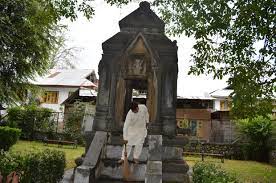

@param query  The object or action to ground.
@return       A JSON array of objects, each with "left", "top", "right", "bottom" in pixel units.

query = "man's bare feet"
[
  {"left": 118, "top": 159, "right": 124, "bottom": 164},
  {"left": 133, "top": 158, "right": 139, "bottom": 164}
]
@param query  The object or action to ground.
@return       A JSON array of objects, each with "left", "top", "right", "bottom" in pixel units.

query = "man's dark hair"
[{"left": 130, "top": 101, "right": 138, "bottom": 111}]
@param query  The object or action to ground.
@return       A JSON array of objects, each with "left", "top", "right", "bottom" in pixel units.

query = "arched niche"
[{"left": 114, "top": 35, "right": 159, "bottom": 130}]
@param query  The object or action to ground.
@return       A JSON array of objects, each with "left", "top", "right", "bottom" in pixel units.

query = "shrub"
[
  {"left": 193, "top": 162, "right": 237, "bottom": 183},
  {"left": 7, "top": 105, "right": 54, "bottom": 139},
  {"left": 63, "top": 101, "right": 87, "bottom": 144},
  {"left": 0, "top": 127, "right": 21, "bottom": 151},
  {"left": 0, "top": 149, "right": 65, "bottom": 183},
  {"left": 237, "top": 116, "right": 273, "bottom": 162}
]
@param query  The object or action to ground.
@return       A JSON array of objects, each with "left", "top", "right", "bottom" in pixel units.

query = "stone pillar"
[
  {"left": 161, "top": 63, "right": 177, "bottom": 137},
  {"left": 148, "top": 66, "right": 162, "bottom": 135},
  {"left": 93, "top": 61, "right": 110, "bottom": 131},
  {"left": 146, "top": 135, "right": 162, "bottom": 183}
]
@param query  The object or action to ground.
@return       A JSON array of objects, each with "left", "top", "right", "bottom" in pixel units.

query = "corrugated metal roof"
[
  {"left": 210, "top": 88, "right": 233, "bottom": 98},
  {"left": 32, "top": 69, "right": 97, "bottom": 87},
  {"left": 177, "top": 95, "right": 215, "bottom": 100},
  {"left": 79, "top": 87, "right": 97, "bottom": 97}
]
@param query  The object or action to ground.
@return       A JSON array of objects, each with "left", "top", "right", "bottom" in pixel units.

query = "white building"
[
  {"left": 210, "top": 87, "right": 233, "bottom": 111},
  {"left": 33, "top": 69, "right": 97, "bottom": 113}
]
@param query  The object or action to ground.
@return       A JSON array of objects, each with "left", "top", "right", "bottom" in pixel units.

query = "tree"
[
  {"left": 49, "top": 35, "right": 83, "bottom": 69},
  {"left": 108, "top": 0, "right": 275, "bottom": 119},
  {"left": 237, "top": 116, "right": 273, "bottom": 161},
  {"left": 0, "top": 0, "right": 94, "bottom": 105}
]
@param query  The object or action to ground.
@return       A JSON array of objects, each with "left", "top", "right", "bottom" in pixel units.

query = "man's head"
[{"left": 130, "top": 101, "right": 139, "bottom": 113}]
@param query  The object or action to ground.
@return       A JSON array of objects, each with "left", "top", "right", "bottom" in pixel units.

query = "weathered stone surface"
[
  {"left": 60, "top": 169, "right": 74, "bottom": 183},
  {"left": 83, "top": 131, "right": 107, "bottom": 166},
  {"left": 148, "top": 135, "right": 162, "bottom": 161},
  {"left": 74, "top": 165, "right": 93, "bottom": 183},
  {"left": 163, "top": 136, "right": 189, "bottom": 147},
  {"left": 163, "top": 161, "right": 189, "bottom": 173},
  {"left": 162, "top": 147, "right": 183, "bottom": 160},
  {"left": 84, "top": 131, "right": 94, "bottom": 153},
  {"left": 97, "top": 180, "right": 144, "bottom": 183},
  {"left": 163, "top": 173, "right": 190, "bottom": 183},
  {"left": 107, "top": 135, "right": 149, "bottom": 146},
  {"left": 99, "top": 162, "right": 146, "bottom": 181},
  {"left": 145, "top": 161, "right": 162, "bottom": 183},
  {"left": 105, "top": 145, "right": 148, "bottom": 162},
  {"left": 76, "top": 1, "right": 187, "bottom": 182}
]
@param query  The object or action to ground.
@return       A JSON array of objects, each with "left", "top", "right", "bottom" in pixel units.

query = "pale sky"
[{"left": 64, "top": 1, "right": 227, "bottom": 97}]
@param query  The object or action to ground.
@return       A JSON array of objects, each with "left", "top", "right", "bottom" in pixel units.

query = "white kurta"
[{"left": 123, "top": 104, "right": 149, "bottom": 145}]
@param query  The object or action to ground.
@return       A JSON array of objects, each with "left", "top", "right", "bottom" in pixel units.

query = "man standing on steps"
[{"left": 118, "top": 101, "right": 149, "bottom": 164}]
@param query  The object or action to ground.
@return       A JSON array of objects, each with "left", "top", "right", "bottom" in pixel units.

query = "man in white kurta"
[{"left": 120, "top": 102, "right": 149, "bottom": 163}]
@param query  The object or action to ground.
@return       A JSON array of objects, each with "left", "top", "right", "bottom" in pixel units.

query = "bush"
[
  {"left": 193, "top": 162, "right": 237, "bottom": 183},
  {"left": 0, "top": 127, "right": 21, "bottom": 151},
  {"left": 0, "top": 149, "right": 65, "bottom": 183},
  {"left": 237, "top": 116, "right": 273, "bottom": 162},
  {"left": 64, "top": 101, "right": 87, "bottom": 144},
  {"left": 7, "top": 105, "right": 54, "bottom": 139}
]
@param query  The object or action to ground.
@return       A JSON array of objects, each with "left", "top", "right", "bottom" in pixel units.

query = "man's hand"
[{"left": 123, "top": 140, "right": 128, "bottom": 144}]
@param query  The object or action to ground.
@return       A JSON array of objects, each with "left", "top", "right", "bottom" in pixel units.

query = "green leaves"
[
  {"left": 106, "top": 0, "right": 275, "bottom": 119},
  {"left": 0, "top": 0, "right": 95, "bottom": 105},
  {"left": 236, "top": 115, "right": 273, "bottom": 161},
  {"left": 0, "top": 127, "right": 21, "bottom": 151},
  {"left": 193, "top": 162, "right": 238, "bottom": 183},
  {"left": 156, "top": 0, "right": 275, "bottom": 119},
  {"left": 237, "top": 116, "right": 273, "bottom": 143},
  {"left": 0, "top": 149, "right": 65, "bottom": 183}
]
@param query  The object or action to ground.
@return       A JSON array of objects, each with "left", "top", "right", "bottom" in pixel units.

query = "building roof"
[
  {"left": 61, "top": 87, "right": 97, "bottom": 105},
  {"left": 32, "top": 69, "right": 97, "bottom": 88},
  {"left": 177, "top": 95, "right": 215, "bottom": 100},
  {"left": 210, "top": 88, "right": 233, "bottom": 98},
  {"left": 118, "top": 1, "right": 165, "bottom": 33}
]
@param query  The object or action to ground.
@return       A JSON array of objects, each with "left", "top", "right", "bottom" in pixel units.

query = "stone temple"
[{"left": 74, "top": 1, "right": 190, "bottom": 182}]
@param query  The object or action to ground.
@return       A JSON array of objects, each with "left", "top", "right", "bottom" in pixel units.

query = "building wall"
[
  {"left": 176, "top": 108, "right": 211, "bottom": 141},
  {"left": 40, "top": 86, "right": 78, "bottom": 112},
  {"left": 214, "top": 100, "right": 221, "bottom": 111}
]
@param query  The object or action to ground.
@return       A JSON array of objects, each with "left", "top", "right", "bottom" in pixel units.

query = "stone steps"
[
  {"left": 103, "top": 145, "right": 148, "bottom": 162},
  {"left": 98, "top": 159, "right": 146, "bottom": 181},
  {"left": 99, "top": 144, "right": 148, "bottom": 181},
  {"left": 97, "top": 179, "right": 144, "bottom": 183}
]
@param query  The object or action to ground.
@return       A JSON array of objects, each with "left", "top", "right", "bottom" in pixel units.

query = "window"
[
  {"left": 41, "top": 91, "right": 59, "bottom": 104},
  {"left": 220, "top": 100, "right": 230, "bottom": 111}
]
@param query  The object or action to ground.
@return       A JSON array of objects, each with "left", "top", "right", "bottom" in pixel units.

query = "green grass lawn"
[
  {"left": 10, "top": 140, "right": 85, "bottom": 170},
  {"left": 10, "top": 141, "right": 276, "bottom": 182},
  {"left": 185, "top": 156, "right": 276, "bottom": 183}
]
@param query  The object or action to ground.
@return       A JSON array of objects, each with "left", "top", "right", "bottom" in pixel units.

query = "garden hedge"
[
  {"left": 0, "top": 149, "right": 65, "bottom": 183},
  {"left": 7, "top": 105, "right": 54, "bottom": 140},
  {"left": 193, "top": 162, "right": 237, "bottom": 183},
  {"left": 0, "top": 126, "right": 21, "bottom": 151}
]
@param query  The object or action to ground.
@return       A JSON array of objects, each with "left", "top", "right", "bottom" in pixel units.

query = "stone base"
[
  {"left": 74, "top": 165, "right": 94, "bottom": 183},
  {"left": 104, "top": 145, "right": 148, "bottom": 162},
  {"left": 76, "top": 133, "right": 189, "bottom": 182},
  {"left": 99, "top": 160, "right": 147, "bottom": 181},
  {"left": 163, "top": 173, "right": 190, "bottom": 183}
]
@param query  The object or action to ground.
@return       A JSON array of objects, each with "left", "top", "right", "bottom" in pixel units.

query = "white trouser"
[{"left": 121, "top": 144, "right": 143, "bottom": 160}]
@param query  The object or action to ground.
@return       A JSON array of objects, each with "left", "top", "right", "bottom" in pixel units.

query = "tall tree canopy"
[
  {"left": 1, "top": 0, "right": 275, "bottom": 119},
  {"left": 0, "top": 0, "right": 94, "bottom": 104},
  {"left": 108, "top": 0, "right": 275, "bottom": 119}
]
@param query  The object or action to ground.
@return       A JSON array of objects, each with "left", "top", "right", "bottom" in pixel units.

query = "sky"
[{"left": 63, "top": 1, "right": 228, "bottom": 97}]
